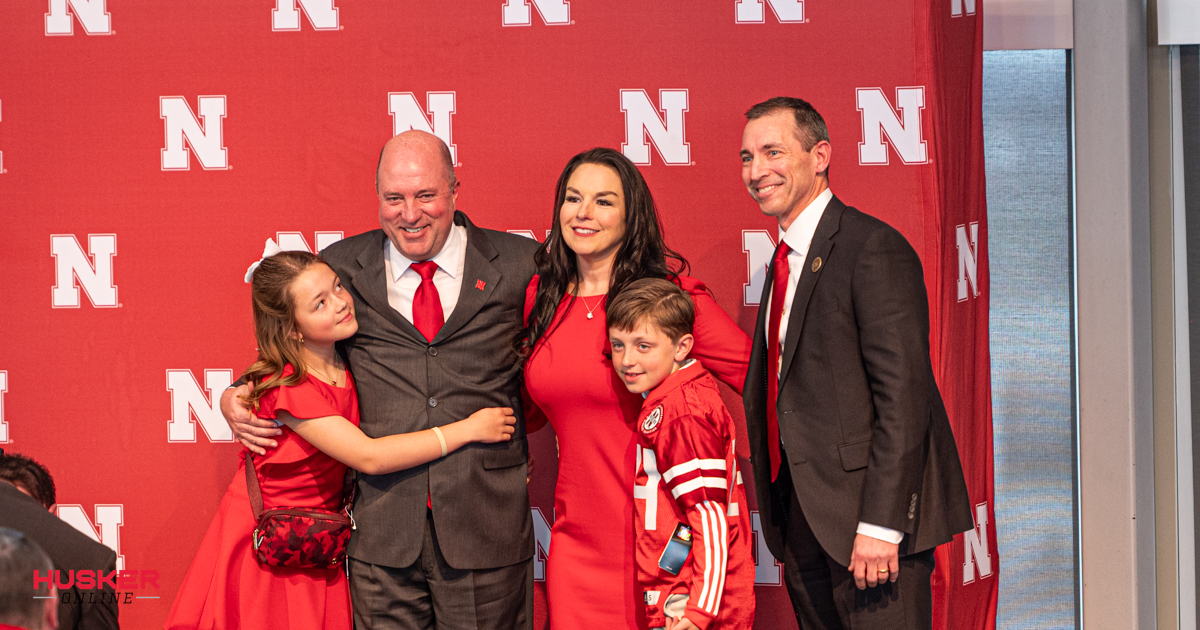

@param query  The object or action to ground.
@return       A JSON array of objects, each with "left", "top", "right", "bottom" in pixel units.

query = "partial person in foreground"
[
  {"left": 608, "top": 278, "right": 755, "bottom": 630},
  {"left": 222, "top": 131, "right": 540, "bottom": 629},
  {"left": 166, "top": 251, "right": 515, "bottom": 630},
  {"left": 0, "top": 526, "right": 57, "bottom": 630},
  {"left": 0, "top": 451, "right": 119, "bottom": 630},
  {"left": 739, "top": 97, "right": 973, "bottom": 628}
]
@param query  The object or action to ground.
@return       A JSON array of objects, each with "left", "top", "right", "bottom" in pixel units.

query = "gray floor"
[{"left": 983, "top": 49, "right": 1079, "bottom": 629}]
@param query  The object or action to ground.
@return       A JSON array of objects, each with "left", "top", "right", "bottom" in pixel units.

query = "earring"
[{"left": 298, "top": 335, "right": 304, "bottom": 344}]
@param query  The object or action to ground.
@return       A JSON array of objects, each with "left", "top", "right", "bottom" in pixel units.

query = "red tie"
[
  {"left": 410, "top": 261, "right": 444, "bottom": 343},
  {"left": 767, "top": 241, "right": 792, "bottom": 482},
  {"left": 411, "top": 260, "right": 443, "bottom": 509}
]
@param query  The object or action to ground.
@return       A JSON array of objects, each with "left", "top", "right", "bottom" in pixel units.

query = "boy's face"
[{"left": 609, "top": 322, "right": 694, "bottom": 395}]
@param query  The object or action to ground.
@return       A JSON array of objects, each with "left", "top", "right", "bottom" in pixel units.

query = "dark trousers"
[
  {"left": 774, "top": 462, "right": 934, "bottom": 630},
  {"left": 349, "top": 512, "right": 533, "bottom": 630}
]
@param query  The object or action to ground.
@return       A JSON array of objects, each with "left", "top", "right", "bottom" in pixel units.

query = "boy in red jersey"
[{"left": 608, "top": 278, "right": 756, "bottom": 630}]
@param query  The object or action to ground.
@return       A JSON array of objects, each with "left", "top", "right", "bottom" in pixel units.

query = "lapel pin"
[
  {"left": 812, "top": 257, "right": 823, "bottom": 273},
  {"left": 475, "top": 279, "right": 486, "bottom": 291}
]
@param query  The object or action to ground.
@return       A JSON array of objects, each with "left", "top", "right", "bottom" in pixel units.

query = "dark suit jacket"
[
  {"left": 743, "top": 196, "right": 973, "bottom": 567},
  {"left": 321, "top": 211, "right": 540, "bottom": 571},
  {"left": 0, "top": 483, "right": 119, "bottom": 630}
]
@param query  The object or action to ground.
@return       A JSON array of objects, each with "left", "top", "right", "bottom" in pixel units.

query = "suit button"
[
  {"left": 428, "top": 346, "right": 438, "bottom": 357},
  {"left": 428, "top": 397, "right": 438, "bottom": 408}
]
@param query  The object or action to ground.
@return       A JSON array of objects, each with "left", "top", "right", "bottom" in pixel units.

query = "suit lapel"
[
  {"left": 349, "top": 232, "right": 425, "bottom": 340},
  {"left": 779, "top": 197, "right": 844, "bottom": 388},
  {"left": 435, "top": 212, "right": 501, "bottom": 343}
]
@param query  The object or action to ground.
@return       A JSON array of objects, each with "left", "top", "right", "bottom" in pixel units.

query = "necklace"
[
  {"left": 580, "top": 294, "right": 603, "bottom": 320},
  {"left": 313, "top": 355, "right": 343, "bottom": 387}
]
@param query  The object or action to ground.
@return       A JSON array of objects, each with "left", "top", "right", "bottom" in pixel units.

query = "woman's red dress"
[
  {"left": 165, "top": 367, "right": 356, "bottom": 630},
  {"left": 523, "top": 276, "right": 751, "bottom": 628}
]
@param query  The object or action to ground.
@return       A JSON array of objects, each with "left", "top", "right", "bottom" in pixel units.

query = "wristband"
[{"left": 431, "top": 426, "right": 448, "bottom": 458}]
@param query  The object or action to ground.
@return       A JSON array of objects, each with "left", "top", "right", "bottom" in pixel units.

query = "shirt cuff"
[{"left": 856, "top": 522, "right": 904, "bottom": 544}]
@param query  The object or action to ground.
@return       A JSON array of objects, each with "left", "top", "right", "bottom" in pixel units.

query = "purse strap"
[
  {"left": 245, "top": 451, "right": 265, "bottom": 519},
  {"left": 245, "top": 450, "right": 357, "bottom": 519}
]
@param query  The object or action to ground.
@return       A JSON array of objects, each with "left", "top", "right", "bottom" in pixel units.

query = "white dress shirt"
[
  {"left": 766, "top": 188, "right": 903, "bottom": 545},
  {"left": 383, "top": 224, "right": 468, "bottom": 324}
]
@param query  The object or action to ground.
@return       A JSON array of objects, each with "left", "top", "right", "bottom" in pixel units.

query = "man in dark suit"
[
  {"left": 0, "top": 458, "right": 119, "bottom": 630},
  {"left": 739, "top": 97, "right": 973, "bottom": 628},
  {"left": 223, "top": 131, "right": 539, "bottom": 629}
]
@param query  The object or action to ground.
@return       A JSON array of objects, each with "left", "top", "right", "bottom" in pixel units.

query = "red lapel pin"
[{"left": 476, "top": 279, "right": 486, "bottom": 291}]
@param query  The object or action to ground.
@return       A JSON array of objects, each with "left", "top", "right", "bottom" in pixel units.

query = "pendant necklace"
[{"left": 581, "top": 294, "right": 602, "bottom": 320}]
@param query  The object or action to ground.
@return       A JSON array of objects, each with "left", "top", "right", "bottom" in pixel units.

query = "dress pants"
[
  {"left": 774, "top": 460, "right": 934, "bottom": 630},
  {"left": 349, "top": 511, "right": 533, "bottom": 630}
]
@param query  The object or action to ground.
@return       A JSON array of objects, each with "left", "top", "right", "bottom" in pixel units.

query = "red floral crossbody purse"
[{"left": 244, "top": 451, "right": 357, "bottom": 569}]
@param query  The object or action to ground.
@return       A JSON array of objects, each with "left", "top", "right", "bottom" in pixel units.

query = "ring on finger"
[{"left": 877, "top": 568, "right": 890, "bottom": 573}]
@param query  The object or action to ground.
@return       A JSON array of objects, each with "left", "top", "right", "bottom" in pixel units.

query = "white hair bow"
[{"left": 244, "top": 238, "right": 285, "bottom": 283}]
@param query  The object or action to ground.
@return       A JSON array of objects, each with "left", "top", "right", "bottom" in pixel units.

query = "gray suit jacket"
[
  {"left": 743, "top": 197, "right": 973, "bottom": 567},
  {"left": 321, "top": 211, "right": 540, "bottom": 570}
]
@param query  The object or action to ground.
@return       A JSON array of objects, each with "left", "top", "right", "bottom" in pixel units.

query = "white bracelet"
[{"left": 431, "top": 426, "right": 448, "bottom": 458}]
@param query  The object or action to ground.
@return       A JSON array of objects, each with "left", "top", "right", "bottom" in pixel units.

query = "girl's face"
[
  {"left": 289, "top": 264, "right": 358, "bottom": 346},
  {"left": 559, "top": 163, "right": 627, "bottom": 271}
]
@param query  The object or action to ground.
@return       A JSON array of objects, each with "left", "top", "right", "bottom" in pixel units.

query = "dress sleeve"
[
  {"left": 678, "top": 276, "right": 751, "bottom": 396},
  {"left": 256, "top": 381, "right": 343, "bottom": 464}
]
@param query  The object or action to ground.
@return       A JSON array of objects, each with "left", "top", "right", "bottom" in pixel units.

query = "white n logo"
[
  {"left": 51, "top": 234, "right": 117, "bottom": 308},
  {"left": 0, "top": 372, "right": 8, "bottom": 444},
  {"left": 160, "top": 96, "right": 229, "bottom": 171},
  {"left": 59, "top": 504, "right": 125, "bottom": 570},
  {"left": 734, "top": 0, "right": 804, "bottom": 23},
  {"left": 963, "top": 501, "right": 993, "bottom": 583},
  {"left": 502, "top": 0, "right": 570, "bottom": 26},
  {"left": 956, "top": 222, "right": 980, "bottom": 301},
  {"left": 166, "top": 369, "right": 234, "bottom": 442},
  {"left": 741, "top": 230, "right": 777, "bottom": 306},
  {"left": 276, "top": 231, "right": 344, "bottom": 253},
  {"left": 45, "top": 0, "right": 112, "bottom": 35},
  {"left": 620, "top": 89, "right": 690, "bottom": 166},
  {"left": 272, "top": 0, "right": 339, "bottom": 31},
  {"left": 531, "top": 507, "right": 553, "bottom": 580},
  {"left": 856, "top": 87, "right": 928, "bottom": 165},
  {"left": 951, "top": 0, "right": 976, "bottom": 17},
  {"left": 389, "top": 92, "right": 457, "bottom": 165},
  {"left": 751, "top": 512, "right": 783, "bottom": 584}
]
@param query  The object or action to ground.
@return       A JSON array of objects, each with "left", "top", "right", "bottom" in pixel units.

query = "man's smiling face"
[{"left": 740, "top": 109, "right": 829, "bottom": 231}]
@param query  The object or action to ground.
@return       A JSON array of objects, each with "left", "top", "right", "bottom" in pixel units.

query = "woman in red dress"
[
  {"left": 520, "top": 149, "right": 752, "bottom": 628},
  {"left": 166, "top": 251, "right": 516, "bottom": 630}
]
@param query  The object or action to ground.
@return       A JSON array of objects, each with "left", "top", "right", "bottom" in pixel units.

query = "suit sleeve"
[
  {"left": 78, "top": 547, "right": 119, "bottom": 630},
  {"left": 851, "top": 227, "right": 934, "bottom": 532},
  {"left": 679, "top": 277, "right": 752, "bottom": 395}
]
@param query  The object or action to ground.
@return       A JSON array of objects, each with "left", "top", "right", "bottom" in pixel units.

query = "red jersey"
[{"left": 633, "top": 360, "right": 755, "bottom": 630}]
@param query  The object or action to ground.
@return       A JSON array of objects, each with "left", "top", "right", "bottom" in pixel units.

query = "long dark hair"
[
  {"left": 240, "top": 250, "right": 326, "bottom": 410},
  {"left": 517, "top": 148, "right": 688, "bottom": 360}
]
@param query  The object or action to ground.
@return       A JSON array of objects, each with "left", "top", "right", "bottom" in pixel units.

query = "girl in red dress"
[
  {"left": 519, "top": 149, "right": 752, "bottom": 628},
  {"left": 166, "top": 251, "right": 516, "bottom": 630}
]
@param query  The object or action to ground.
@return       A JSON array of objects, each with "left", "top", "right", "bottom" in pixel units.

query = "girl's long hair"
[
  {"left": 240, "top": 250, "right": 325, "bottom": 410},
  {"left": 516, "top": 147, "right": 688, "bottom": 361}
]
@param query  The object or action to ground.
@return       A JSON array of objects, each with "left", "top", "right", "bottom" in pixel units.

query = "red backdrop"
[{"left": 0, "top": 1, "right": 997, "bottom": 628}]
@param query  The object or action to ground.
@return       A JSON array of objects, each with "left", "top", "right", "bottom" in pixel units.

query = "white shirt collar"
[
  {"left": 385, "top": 223, "right": 466, "bottom": 282},
  {"left": 779, "top": 187, "right": 834, "bottom": 257}
]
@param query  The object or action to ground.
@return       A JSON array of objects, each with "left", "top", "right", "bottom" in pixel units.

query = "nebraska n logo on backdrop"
[
  {"left": 390, "top": 92, "right": 457, "bottom": 165},
  {"left": 166, "top": 369, "right": 234, "bottom": 442},
  {"left": 620, "top": 89, "right": 690, "bottom": 166},
  {"left": 51, "top": 234, "right": 117, "bottom": 308},
  {"left": 502, "top": 0, "right": 570, "bottom": 26},
  {"left": 161, "top": 96, "right": 228, "bottom": 170},
  {"left": 734, "top": 0, "right": 804, "bottom": 23},
  {"left": 46, "top": 0, "right": 112, "bottom": 35},
  {"left": 956, "top": 222, "right": 980, "bottom": 301},
  {"left": 59, "top": 505, "right": 125, "bottom": 570},
  {"left": 273, "top": 0, "right": 339, "bottom": 31},
  {"left": 856, "top": 87, "right": 928, "bottom": 165},
  {"left": 951, "top": 0, "right": 976, "bottom": 17}
]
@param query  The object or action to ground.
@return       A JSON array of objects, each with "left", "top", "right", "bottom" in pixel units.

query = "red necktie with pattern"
[
  {"left": 767, "top": 241, "right": 792, "bottom": 482},
  {"left": 410, "top": 261, "right": 444, "bottom": 342}
]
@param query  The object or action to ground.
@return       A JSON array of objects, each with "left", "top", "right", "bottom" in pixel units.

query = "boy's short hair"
[{"left": 607, "top": 278, "right": 695, "bottom": 342}]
